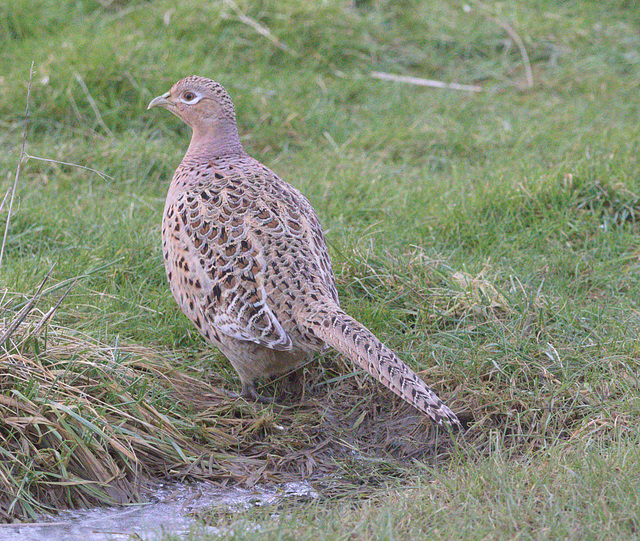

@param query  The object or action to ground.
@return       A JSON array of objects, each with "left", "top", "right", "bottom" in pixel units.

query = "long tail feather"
[{"left": 307, "top": 303, "right": 460, "bottom": 427}]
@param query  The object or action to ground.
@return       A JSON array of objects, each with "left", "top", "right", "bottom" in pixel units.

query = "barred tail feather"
[{"left": 308, "top": 304, "right": 460, "bottom": 428}]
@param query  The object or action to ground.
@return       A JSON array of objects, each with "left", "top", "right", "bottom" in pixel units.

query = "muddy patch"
[{"left": 0, "top": 481, "right": 318, "bottom": 541}]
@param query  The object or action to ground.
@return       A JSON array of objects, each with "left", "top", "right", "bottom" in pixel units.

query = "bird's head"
[{"left": 148, "top": 76, "right": 241, "bottom": 155}]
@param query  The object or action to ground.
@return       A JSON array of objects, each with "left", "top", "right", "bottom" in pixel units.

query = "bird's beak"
[{"left": 147, "top": 91, "right": 172, "bottom": 110}]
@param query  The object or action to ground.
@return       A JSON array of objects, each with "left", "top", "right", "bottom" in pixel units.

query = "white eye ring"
[{"left": 180, "top": 91, "right": 202, "bottom": 105}]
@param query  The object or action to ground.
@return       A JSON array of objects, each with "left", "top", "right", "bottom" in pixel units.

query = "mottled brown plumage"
[{"left": 148, "top": 76, "right": 460, "bottom": 427}]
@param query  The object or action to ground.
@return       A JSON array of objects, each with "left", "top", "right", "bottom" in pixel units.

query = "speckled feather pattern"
[{"left": 152, "top": 76, "right": 460, "bottom": 427}]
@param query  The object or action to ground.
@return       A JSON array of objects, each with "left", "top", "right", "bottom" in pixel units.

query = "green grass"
[
  {"left": 2, "top": 0, "right": 640, "bottom": 537},
  {"left": 177, "top": 439, "right": 640, "bottom": 540}
]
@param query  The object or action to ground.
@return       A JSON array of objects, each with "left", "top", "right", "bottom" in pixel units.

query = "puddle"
[{"left": 0, "top": 482, "right": 318, "bottom": 541}]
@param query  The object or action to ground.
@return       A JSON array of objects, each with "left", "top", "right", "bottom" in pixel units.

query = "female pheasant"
[{"left": 148, "top": 76, "right": 460, "bottom": 427}]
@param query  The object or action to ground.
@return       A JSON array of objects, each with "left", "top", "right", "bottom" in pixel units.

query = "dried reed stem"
[
  {"left": 223, "top": 0, "right": 299, "bottom": 57},
  {"left": 490, "top": 17, "right": 534, "bottom": 88},
  {"left": 0, "top": 62, "right": 34, "bottom": 271},
  {"left": 370, "top": 71, "right": 483, "bottom": 92}
]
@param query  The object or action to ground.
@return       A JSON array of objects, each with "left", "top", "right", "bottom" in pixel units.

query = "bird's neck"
[{"left": 185, "top": 122, "right": 244, "bottom": 159}]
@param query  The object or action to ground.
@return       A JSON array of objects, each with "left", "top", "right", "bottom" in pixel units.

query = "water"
[{"left": 0, "top": 482, "right": 318, "bottom": 541}]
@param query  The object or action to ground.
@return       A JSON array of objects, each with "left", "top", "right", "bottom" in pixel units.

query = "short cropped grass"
[{"left": 2, "top": 0, "right": 640, "bottom": 537}]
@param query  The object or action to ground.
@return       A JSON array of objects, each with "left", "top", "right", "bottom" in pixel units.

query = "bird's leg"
[
  {"left": 240, "top": 381, "right": 276, "bottom": 404},
  {"left": 284, "top": 368, "right": 303, "bottom": 398}
]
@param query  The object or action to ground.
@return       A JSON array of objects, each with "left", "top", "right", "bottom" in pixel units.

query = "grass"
[
  {"left": 177, "top": 439, "right": 640, "bottom": 540},
  {"left": 1, "top": 0, "right": 640, "bottom": 537}
]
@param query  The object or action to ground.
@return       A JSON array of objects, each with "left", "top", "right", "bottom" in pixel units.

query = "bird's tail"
[{"left": 305, "top": 302, "right": 460, "bottom": 428}]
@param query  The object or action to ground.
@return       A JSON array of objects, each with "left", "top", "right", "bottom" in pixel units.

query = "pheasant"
[{"left": 148, "top": 76, "right": 460, "bottom": 427}]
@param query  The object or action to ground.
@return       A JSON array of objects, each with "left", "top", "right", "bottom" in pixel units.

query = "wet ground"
[{"left": 0, "top": 482, "right": 318, "bottom": 541}]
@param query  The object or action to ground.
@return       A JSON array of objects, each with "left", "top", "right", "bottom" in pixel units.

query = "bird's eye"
[{"left": 180, "top": 91, "right": 200, "bottom": 104}]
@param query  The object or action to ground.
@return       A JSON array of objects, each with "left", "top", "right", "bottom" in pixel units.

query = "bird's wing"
[
  {"left": 299, "top": 197, "right": 339, "bottom": 305},
  {"left": 164, "top": 186, "right": 293, "bottom": 351}
]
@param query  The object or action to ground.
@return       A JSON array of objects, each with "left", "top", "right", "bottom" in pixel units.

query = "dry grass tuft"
[{"left": 0, "top": 291, "right": 211, "bottom": 520}]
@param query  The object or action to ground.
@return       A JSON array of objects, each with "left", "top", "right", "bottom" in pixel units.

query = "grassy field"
[{"left": 2, "top": 0, "right": 640, "bottom": 538}]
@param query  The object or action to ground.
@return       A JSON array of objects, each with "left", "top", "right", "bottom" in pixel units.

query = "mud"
[{"left": 0, "top": 481, "right": 318, "bottom": 541}]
